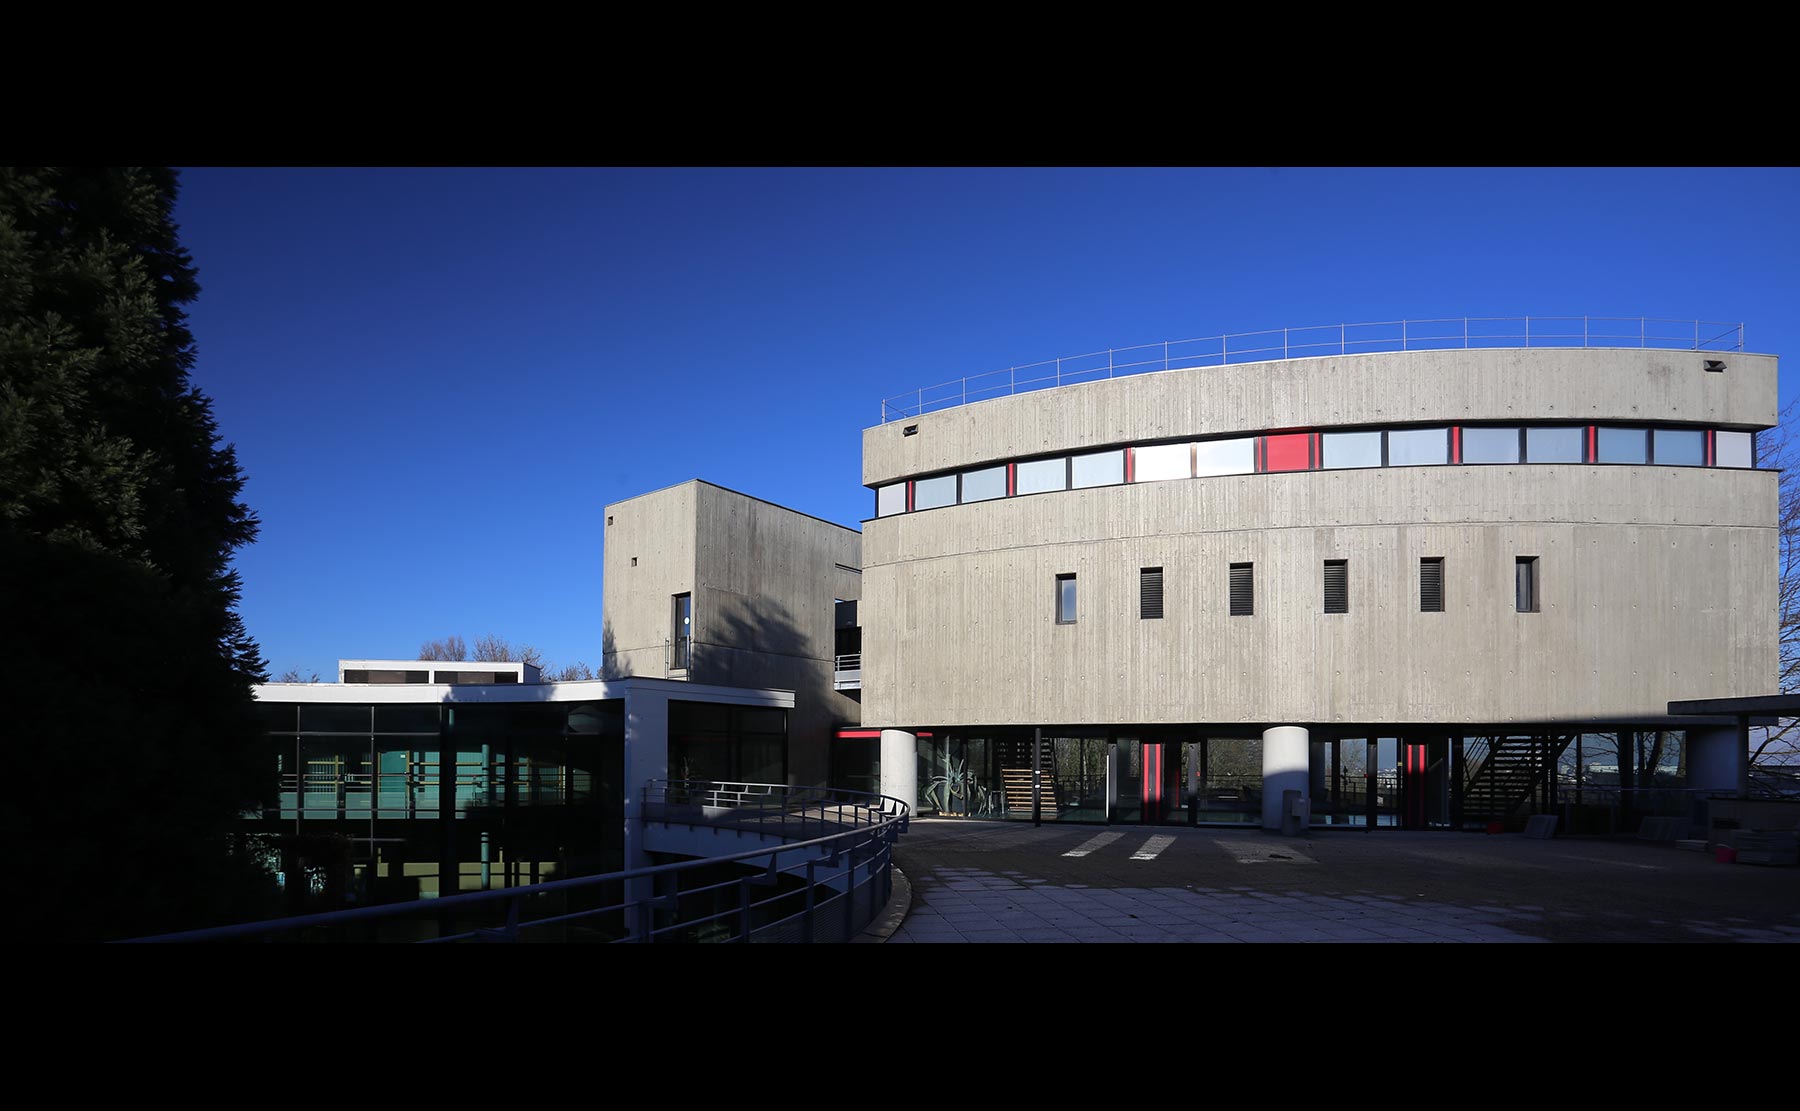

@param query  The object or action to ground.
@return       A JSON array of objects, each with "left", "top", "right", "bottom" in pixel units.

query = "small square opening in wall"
[
  {"left": 607, "top": 515, "right": 614, "bottom": 526},
  {"left": 630, "top": 557, "right": 638, "bottom": 567}
]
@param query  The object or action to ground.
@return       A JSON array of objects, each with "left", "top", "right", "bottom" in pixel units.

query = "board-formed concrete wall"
[
  {"left": 858, "top": 349, "right": 1779, "bottom": 731},
  {"left": 603, "top": 480, "right": 862, "bottom": 785},
  {"left": 864, "top": 348, "right": 1777, "bottom": 486}
]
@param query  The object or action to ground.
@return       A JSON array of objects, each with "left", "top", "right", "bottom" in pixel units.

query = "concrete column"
[
  {"left": 879, "top": 729, "right": 917, "bottom": 812},
  {"left": 1262, "top": 726, "right": 1311, "bottom": 831},
  {"left": 1685, "top": 726, "right": 1743, "bottom": 795}
]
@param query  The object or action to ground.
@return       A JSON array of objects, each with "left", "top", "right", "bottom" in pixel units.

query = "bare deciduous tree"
[
  {"left": 1751, "top": 402, "right": 1800, "bottom": 772},
  {"left": 276, "top": 668, "right": 320, "bottom": 683},
  {"left": 472, "top": 633, "right": 544, "bottom": 668},
  {"left": 418, "top": 634, "right": 468, "bottom": 661}
]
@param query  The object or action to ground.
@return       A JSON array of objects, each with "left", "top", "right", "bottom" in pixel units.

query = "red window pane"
[{"left": 1262, "top": 432, "right": 1314, "bottom": 472}]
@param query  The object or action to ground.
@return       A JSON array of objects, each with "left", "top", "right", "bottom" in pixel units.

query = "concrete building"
[
  {"left": 856, "top": 344, "right": 1777, "bottom": 831},
  {"left": 247, "top": 323, "right": 1782, "bottom": 922},
  {"left": 600, "top": 480, "right": 863, "bottom": 788}
]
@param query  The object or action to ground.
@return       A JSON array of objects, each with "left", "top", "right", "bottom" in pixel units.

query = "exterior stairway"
[
  {"left": 1462, "top": 735, "right": 1574, "bottom": 826},
  {"left": 998, "top": 736, "right": 1058, "bottom": 816}
]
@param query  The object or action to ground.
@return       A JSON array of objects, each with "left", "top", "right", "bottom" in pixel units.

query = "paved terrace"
[{"left": 889, "top": 820, "right": 1800, "bottom": 943}]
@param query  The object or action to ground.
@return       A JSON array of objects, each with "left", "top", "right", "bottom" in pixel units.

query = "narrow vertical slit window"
[
  {"left": 672, "top": 592, "right": 693, "bottom": 669},
  {"left": 1420, "top": 557, "right": 1444, "bottom": 612},
  {"left": 1229, "top": 563, "right": 1254, "bottom": 617},
  {"left": 1515, "top": 557, "right": 1539, "bottom": 613},
  {"left": 1323, "top": 559, "right": 1348, "bottom": 614},
  {"left": 1140, "top": 567, "right": 1164, "bottom": 620},
  {"left": 1056, "top": 574, "right": 1077, "bottom": 624}
]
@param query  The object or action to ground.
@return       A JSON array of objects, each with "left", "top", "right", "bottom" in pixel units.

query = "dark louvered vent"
[
  {"left": 1140, "top": 567, "right": 1164, "bottom": 619},
  {"left": 1421, "top": 557, "right": 1444, "bottom": 612},
  {"left": 1229, "top": 563, "right": 1254, "bottom": 616},
  {"left": 1323, "top": 560, "right": 1348, "bottom": 614}
]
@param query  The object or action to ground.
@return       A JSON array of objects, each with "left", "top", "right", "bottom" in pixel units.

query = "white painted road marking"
[
  {"left": 1131, "top": 834, "right": 1177, "bottom": 860},
  {"left": 1215, "top": 839, "right": 1317, "bottom": 864},
  {"left": 1063, "top": 831, "right": 1124, "bottom": 857}
]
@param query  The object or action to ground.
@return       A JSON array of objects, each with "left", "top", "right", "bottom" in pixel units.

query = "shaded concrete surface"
[{"left": 889, "top": 820, "right": 1800, "bottom": 943}]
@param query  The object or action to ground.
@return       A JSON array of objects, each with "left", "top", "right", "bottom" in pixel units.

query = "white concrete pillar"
[
  {"left": 1262, "top": 726, "right": 1311, "bottom": 830},
  {"left": 879, "top": 729, "right": 917, "bottom": 812},
  {"left": 1685, "top": 726, "right": 1742, "bottom": 795}
]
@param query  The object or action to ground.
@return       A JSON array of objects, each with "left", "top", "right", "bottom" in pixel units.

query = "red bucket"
[
  {"left": 1485, "top": 821, "right": 1504, "bottom": 835},
  {"left": 1715, "top": 846, "right": 1737, "bottom": 864}
]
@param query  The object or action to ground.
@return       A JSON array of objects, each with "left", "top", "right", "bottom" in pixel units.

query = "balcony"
[{"left": 834, "top": 652, "right": 861, "bottom": 691}]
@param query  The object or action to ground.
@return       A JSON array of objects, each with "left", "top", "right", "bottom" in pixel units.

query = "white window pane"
[
  {"left": 914, "top": 474, "right": 956, "bottom": 510},
  {"left": 1071, "top": 449, "right": 1124, "bottom": 489},
  {"left": 876, "top": 483, "right": 906, "bottom": 517},
  {"left": 1016, "top": 457, "right": 1067, "bottom": 495},
  {"left": 1654, "top": 428, "right": 1704, "bottom": 467},
  {"left": 1527, "top": 427, "right": 1584, "bottom": 463},
  {"left": 1463, "top": 427, "right": 1521, "bottom": 464},
  {"left": 1388, "top": 428, "right": 1448, "bottom": 466},
  {"left": 961, "top": 465, "right": 1006, "bottom": 502},
  {"left": 1132, "top": 443, "right": 1190, "bottom": 482},
  {"left": 1194, "top": 438, "right": 1254, "bottom": 477},
  {"left": 1322, "top": 431, "right": 1381, "bottom": 469},
  {"left": 1597, "top": 427, "right": 1647, "bottom": 464},
  {"left": 1717, "top": 430, "right": 1753, "bottom": 468}
]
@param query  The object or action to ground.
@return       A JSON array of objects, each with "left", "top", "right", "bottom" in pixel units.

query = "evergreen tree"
[{"left": 0, "top": 167, "right": 278, "bottom": 940}]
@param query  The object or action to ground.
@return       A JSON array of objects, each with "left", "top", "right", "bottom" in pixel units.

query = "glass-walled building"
[{"left": 251, "top": 664, "right": 793, "bottom": 916}]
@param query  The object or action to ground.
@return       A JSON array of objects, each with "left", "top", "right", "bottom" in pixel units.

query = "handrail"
[
  {"left": 834, "top": 652, "right": 861, "bottom": 672},
  {"left": 126, "top": 781, "right": 908, "bottom": 944},
  {"left": 878, "top": 316, "right": 1746, "bottom": 422}
]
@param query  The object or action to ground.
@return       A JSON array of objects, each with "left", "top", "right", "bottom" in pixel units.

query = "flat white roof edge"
[{"left": 255, "top": 675, "right": 794, "bottom": 708}]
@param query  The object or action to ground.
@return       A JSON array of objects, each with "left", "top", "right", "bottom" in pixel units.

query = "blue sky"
[{"left": 175, "top": 167, "right": 1800, "bottom": 679}]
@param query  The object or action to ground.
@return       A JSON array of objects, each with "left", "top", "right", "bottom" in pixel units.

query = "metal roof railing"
[
  {"left": 879, "top": 316, "right": 1746, "bottom": 423},
  {"left": 124, "top": 781, "right": 909, "bottom": 944}
]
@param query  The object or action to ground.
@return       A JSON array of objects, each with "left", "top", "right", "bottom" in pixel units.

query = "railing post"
[
  {"left": 739, "top": 878, "right": 752, "bottom": 942},
  {"left": 803, "top": 860, "right": 816, "bottom": 943},
  {"left": 1340, "top": 322, "right": 1345, "bottom": 356},
  {"left": 504, "top": 893, "right": 520, "bottom": 942},
  {"left": 1463, "top": 316, "right": 1468, "bottom": 349},
  {"left": 1695, "top": 319, "right": 1700, "bottom": 350},
  {"left": 1163, "top": 340, "right": 1169, "bottom": 371},
  {"left": 1284, "top": 328, "right": 1289, "bottom": 359},
  {"left": 1640, "top": 317, "right": 1645, "bottom": 347},
  {"left": 1524, "top": 315, "right": 1530, "bottom": 347},
  {"left": 1402, "top": 318, "right": 1407, "bottom": 350},
  {"left": 1056, "top": 356, "right": 1061, "bottom": 386},
  {"left": 1109, "top": 348, "right": 1114, "bottom": 377},
  {"left": 1584, "top": 315, "right": 1589, "bottom": 347}
]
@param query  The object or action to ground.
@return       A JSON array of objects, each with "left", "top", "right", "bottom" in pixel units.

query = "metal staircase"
[{"left": 1462, "top": 735, "right": 1574, "bottom": 825}]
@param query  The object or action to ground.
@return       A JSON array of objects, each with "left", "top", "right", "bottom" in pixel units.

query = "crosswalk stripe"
[
  {"left": 1131, "top": 834, "right": 1177, "bottom": 860},
  {"left": 1063, "top": 831, "right": 1124, "bottom": 857}
]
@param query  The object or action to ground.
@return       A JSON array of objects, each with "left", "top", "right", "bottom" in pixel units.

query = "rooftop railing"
[
  {"left": 125, "top": 781, "right": 908, "bottom": 944},
  {"left": 879, "top": 316, "right": 1746, "bottom": 423}
]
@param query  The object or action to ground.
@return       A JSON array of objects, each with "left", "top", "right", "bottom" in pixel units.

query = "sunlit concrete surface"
[{"left": 890, "top": 820, "right": 1800, "bottom": 943}]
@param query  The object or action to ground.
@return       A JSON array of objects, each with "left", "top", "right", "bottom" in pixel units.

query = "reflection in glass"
[
  {"left": 1016, "top": 457, "right": 1068, "bottom": 495},
  {"left": 960, "top": 465, "right": 1006, "bottom": 503},
  {"left": 1322, "top": 431, "right": 1381, "bottom": 469},
  {"left": 1462, "top": 427, "right": 1521, "bottom": 464},
  {"left": 913, "top": 474, "right": 956, "bottom": 510},
  {"left": 1597, "top": 426, "right": 1647, "bottom": 463},
  {"left": 1526, "top": 426, "right": 1585, "bottom": 463},
  {"left": 1653, "top": 428, "right": 1704, "bottom": 466},
  {"left": 1716, "top": 430, "right": 1753, "bottom": 468},
  {"left": 1387, "top": 428, "right": 1448, "bottom": 466},
  {"left": 1132, "top": 443, "right": 1190, "bottom": 482}
]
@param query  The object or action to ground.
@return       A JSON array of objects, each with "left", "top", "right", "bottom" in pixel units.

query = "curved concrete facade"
[{"left": 859, "top": 349, "right": 1779, "bottom": 732}]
